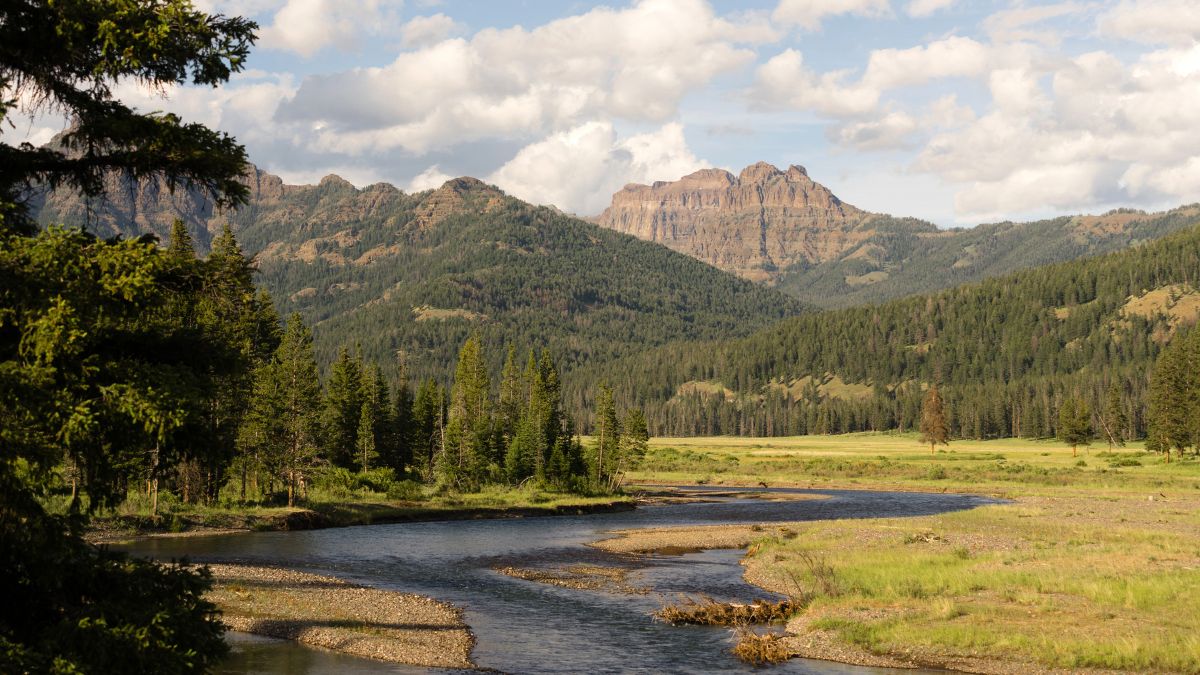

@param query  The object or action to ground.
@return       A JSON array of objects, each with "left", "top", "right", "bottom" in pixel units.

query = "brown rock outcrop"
[{"left": 592, "top": 162, "right": 874, "bottom": 283}]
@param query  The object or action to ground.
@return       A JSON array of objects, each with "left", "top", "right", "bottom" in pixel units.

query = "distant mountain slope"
[
  {"left": 30, "top": 168, "right": 807, "bottom": 379},
  {"left": 592, "top": 162, "right": 1200, "bottom": 308},
  {"left": 576, "top": 223, "right": 1200, "bottom": 438}
]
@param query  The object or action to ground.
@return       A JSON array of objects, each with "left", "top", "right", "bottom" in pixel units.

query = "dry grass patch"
[{"left": 655, "top": 597, "right": 800, "bottom": 626}]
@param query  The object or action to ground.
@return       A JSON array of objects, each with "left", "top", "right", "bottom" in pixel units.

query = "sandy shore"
[{"left": 207, "top": 564, "right": 474, "bottom": 669}]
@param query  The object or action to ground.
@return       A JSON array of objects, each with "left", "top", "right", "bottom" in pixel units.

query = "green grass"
[
  {"left": 84, "top": 481, "right": 629, "bottom": 537},
  {"left": 748, "top": 500, "right": 1200, "bottom": 672},
  {"left": 628, "top": 432, "right": 1200, "bottom": 496},
  {"left": 639, "top": 432, "right": 1200, "bottom": 672}
]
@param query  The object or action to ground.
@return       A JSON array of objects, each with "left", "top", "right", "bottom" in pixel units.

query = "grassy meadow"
[
  {"left": 629, "top": 432, "right": 1200, "bottom": 496},
  {"left": 629, "top": 433, "right": 1200, "bottom": 672}
]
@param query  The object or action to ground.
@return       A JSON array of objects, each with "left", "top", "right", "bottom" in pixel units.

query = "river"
[{"left": 125, "top": 487, "right": 996, "bottom": 674}]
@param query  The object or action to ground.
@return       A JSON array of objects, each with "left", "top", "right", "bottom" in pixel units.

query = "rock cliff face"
[{"left": 592, "top": 162, "right": 874, "bottom": 283}]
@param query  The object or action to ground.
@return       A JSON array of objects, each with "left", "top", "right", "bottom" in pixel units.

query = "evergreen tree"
[
  {"left": 498, "top": 345, "right": 524, "bottom": 446},
  {"left": 0, "top": 2, "right": 255, "bottom": 669},
  {"left": 1057, "top": 397, "right": 1092, "bottom": 457},
  {"left": 166, "top": 218, "right": 196, "bottom": 262},
  {"left": 620, "top": 408, "right": 650, "bottom": 469},
  {"left": 411, "top": 378, "right": 443, "bottom": 480},
  {"left": 594, "top": 384, "right": 621, "bottom": 482},
  {"left": 1100, "top": 381, "right": 1128, "bottom": 449},
  {"left": 1146, "top": 337, "right": 1190, "bottom": 462},
  {"left": 356, "top": 368, "right": 381, "bottom": 471},
  {"left": 919, "top": 385, "right": 949, "bottom": 454},
  {"left": 242, "top": 315, "right": 322, "bottom": 506},
  {"left": 391, "top": 364, "right": 416, "bottom": 474},
  {"left": 322, "top": 347, "right": 365, "bottom": 468},
  {"left": 441, "top": 337, "right": 492, "bottom": 487}
]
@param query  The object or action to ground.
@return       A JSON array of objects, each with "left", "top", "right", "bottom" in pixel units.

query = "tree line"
[{"left": 570, "top": 224, "right": 1200, "bottom": 443}]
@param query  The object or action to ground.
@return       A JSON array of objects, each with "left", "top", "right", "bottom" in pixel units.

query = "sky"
[{"left": 13, "top": 0, "right": 1200, "bottom": 226}]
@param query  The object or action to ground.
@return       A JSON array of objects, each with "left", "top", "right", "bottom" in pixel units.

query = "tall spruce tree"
[
  {"left": 391, "top": 364, "right": 416, "bottom": 474},
  {"left": 1100, "top": 381, "right": 1128, "bottom": 449},
  {"left": 322, "top": 347, "right": 365, "bottom": 468},
  {"left": 1146, "top": 337, "right": 1189, "bottom": 462},
  {"left": 919, "top": 384, "right": 949, "bottom": 454},
  {"left": 621, "top": 409, "right": 650, "bottom": 468},
  {"left": 242, "top": 314, "right": 322, "bottom": 507},
  {"left": 1057, "top": 397, "right": 1092, "bottom": 457},
  {"left": 441, "top": 337, "right": 492, "bottom": 487},
  {"left": 594, "top": 384, "right": 621, "bottom": 482},
  {"left": 411, "top": 378, "right": 444, "bottom": 480}
]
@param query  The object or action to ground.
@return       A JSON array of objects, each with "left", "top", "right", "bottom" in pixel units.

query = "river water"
[{"left": 126, "top": 487, "right": 995, "bottom": 674}]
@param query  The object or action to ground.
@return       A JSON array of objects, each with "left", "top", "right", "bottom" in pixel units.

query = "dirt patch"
[{"left": 208, "top": 564, "right": 473, "bottom": 669}]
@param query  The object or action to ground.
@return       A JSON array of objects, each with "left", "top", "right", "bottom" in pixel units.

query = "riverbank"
[
  {"left": 88, "top": 493, "right": 635, "bottom": 544},
  {"left": 207, "top": 564, "right": 474, "bottom": 669},
  {"left": 595, "top": 486, "right": 1200, "bottom": 673}
]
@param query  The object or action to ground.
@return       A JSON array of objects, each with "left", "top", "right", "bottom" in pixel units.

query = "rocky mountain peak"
[
  {"left": 592, "top": 161, "right": 873, "bottom": 284},
  {"left": 738, "top": 161, "right": 784, "bottom": 183},
  {"left": 318, "top": 174, "right": 355, "bottom": 190}
]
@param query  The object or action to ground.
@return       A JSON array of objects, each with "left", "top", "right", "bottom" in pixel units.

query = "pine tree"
[
  {"left": 442, "top": 337, "right": 492, "bottom": 487},
  {"left": 411, "top": 379, "right": 444, "bottom": 480},
  {"left": 166, "top": 218, "right": 196, "bottom": 262},
  {"left": 621, "top": 408, "right": 650, "bottom": 468},
  {"left": 498, "top": 345, "right": 524, "bottom": 446},
  {"left": 323, "top": 347, "right": 365, "bottom": 468},
  {"left": 594, "top": 383, "right": 621, "bottom": 482},
  {"left": 1100, "top": 381, "right": 1128, "bottom": 449},
  {"left": 243, "top": 314, "right": 323, "bottom": 507},
  {"left": 391, "top": 364, "right": 416, "bottom": 475},
  {"left": 1057, "top": 397, "right": 1092, "bottom": 457},
  {"left": 919, "top": 384, "right": 949, "bottom": 454},
  {"left": 1146, "top": 337, "right": 1189, "bottom": 462},
  {"left": 356, "top": 367, "right": 381, "bottom": 471}
]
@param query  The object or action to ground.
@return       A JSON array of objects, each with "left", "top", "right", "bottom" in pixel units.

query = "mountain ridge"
[{"left": 591, "top": 161, "right": 1200, "bottom": 307}]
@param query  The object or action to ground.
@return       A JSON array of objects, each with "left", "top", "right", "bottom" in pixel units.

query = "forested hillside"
[
  {"left": 573, "top": 224, "right": 1200, "bottom": 440},
  {"left": 776, "top": 206, "right": 1200, "bottom": 307}
]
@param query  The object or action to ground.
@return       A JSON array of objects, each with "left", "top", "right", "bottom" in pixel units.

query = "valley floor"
[{"left": 624, "top": 433, "right": 1200, "bottom": 673}]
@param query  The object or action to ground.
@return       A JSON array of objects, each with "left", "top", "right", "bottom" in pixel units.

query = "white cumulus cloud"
[
  {"left": 259, "top": 0, "right": 404, "bottom": 57},
  {"left": 772, "top": 0, "right": 891, "bottom": 31},
  {"left": 488, "top": 121, "right": 705, "bottom": 215},
  {"left": 275, "top": 0, "right": 772, "bottom": 155},
  {"left": 1099, "top": 0, "right": 1200, "bottom": 46},
  {"left": 400, "top": 14, "right": 463, "bottom": 47}
]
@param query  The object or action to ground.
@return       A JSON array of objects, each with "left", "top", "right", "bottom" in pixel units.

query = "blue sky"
[{"left": 16, "top": 0, "right": 1200, "bottom": 226}]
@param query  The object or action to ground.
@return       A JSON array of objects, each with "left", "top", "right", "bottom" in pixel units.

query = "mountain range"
[
  {"left": 593, "top": 161, "right": 1200, "bottom": 308},
  {"left": 31, "top": 168, "right": 805, "bottom": 381},
  {"left": 26, "top": 157, "right": 1200, "bottom": 416}
]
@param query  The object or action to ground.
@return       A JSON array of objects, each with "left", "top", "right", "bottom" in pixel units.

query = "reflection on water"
[{"left": 128, "top": 488, "right": 995, "bottom": 674}]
